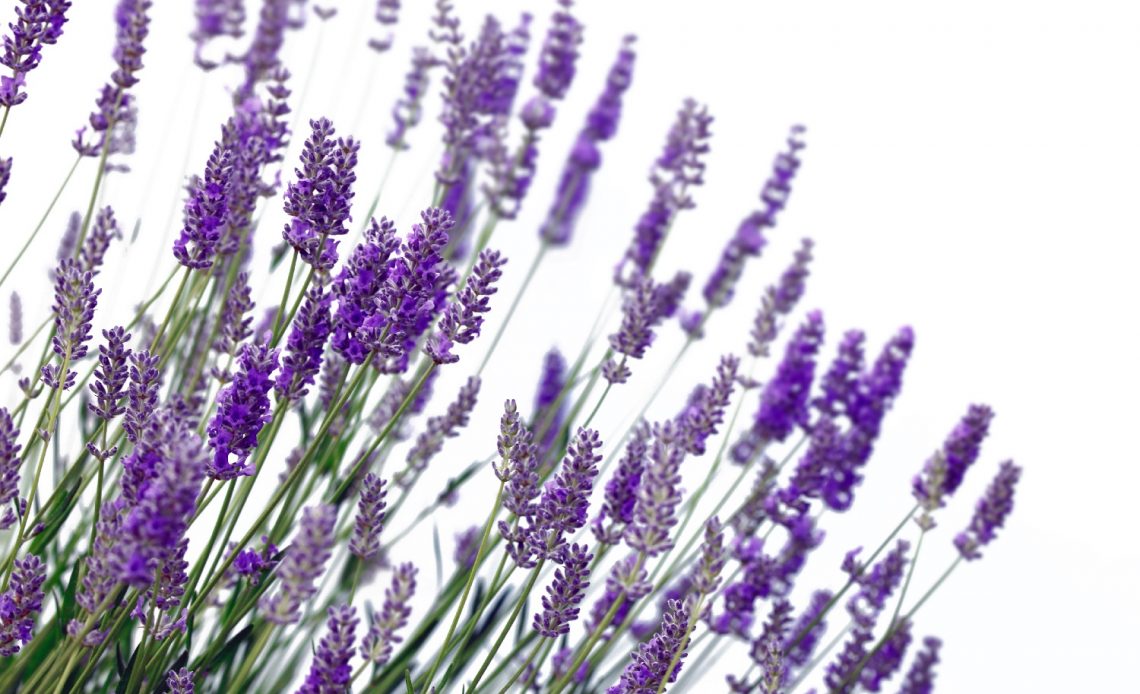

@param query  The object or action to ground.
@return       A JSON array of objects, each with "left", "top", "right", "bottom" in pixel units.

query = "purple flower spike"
[
  {"left": 387, "top": 47, "right": 436, "bottom": 150},
  {"left": 533, "top": 542, "right": 592, "bottom": 637},
  {"left": 608, "top": 598, "right": 691, "bottom": 694},
  {"left": 164, "top": 667, "right": 194, "bottom": 693},
  {"left": 74, "top": 0, "right": 152, "bottom": 161},
  {"left": 913, "top": 404, "right": 995, "bottom": 526},
  {"left": 399, "top": 375, "right": 479, "bottom": 484},
  {"left": 813, "top": 329, "right": 865, "bottom": 418},
  {"left": 0, "top": 0, "right": 72, "bottom": 107},
  {"left": 749, "top": 238, "right": 814, "bottom": 358},
  {"left": 593, "top": 420, "right": 649, "bottom": 545},
  {"left": 752, "top": 310, "right": 825, "bottom": 443},
  {"left": 0, "top": 555, "right": 46, "bottom": 656},
  {"left": 954, "top": 460, "right": 1022, "bottom": 560},
  {"left": 282, "top": 118, "right": 359, "bottom": 271},
  {"left": 860, "top": 619, "right": 912, "bottom": 691},
  {"left": 276, "top": 283, "right": 333, "bottom": 403},
  {"left": 848, "top": 540, "right": 910, "bottom": 629},
  {"left": 234, "top": 0, "right": 288, "bottom": 100},
  {"left": 298, "top": 604, "right": 358, "bottom": 694},
  {"left": 617, "top": 99, "right": 714, "bottom": 284},
  {"left": 625, "top": 421, "right": 686, "bottom": 556},
  {"left": 784, "top": 590, "right": 832, "bottom": 670},
  {"left": 694, "top": 516, "right": 727, "bottom": 595},
  {"left": 174, "top": 139, "right": 233, "bottom": 270},
  {"left": 538, "top": 36, "right": 635, "bottom": 246},
  {"left": 0, "top": 408, "right": 22, "bottom": 531},
  {"left": 350, "top": 473, "right": 388, "bottom": 559},
  {"left": 330, "top": 216, "right": 400, "bottom": 365},
  {"left": 0, "top": 157, "right": 10, "bottom": 205},
  {"left": 360, "top": 562, "right": 417, "bottom": 665},
  {"left": 701, "top": 125, "right": 807, "bottom": 309},
  {"left": 899, "top": 636, "right": 942, "bottom": 694},
  {"left": 192, "top": 0, "right": 243, "bottom": 70},
  {"left": 425, "top": 248, "right": 507, "bottom": 364},
  {"left": 88, "top": 326, "right": 132, "bottom": 423},
  {"left": 123, "top": 349, "right": 160, "bottom": 443},
  {"left": 679, "top": 354, "right": 739, "bottom": 456},
  {"left": 207, "top": 342, "right": 279, "bottom": 480},
  {"left": 42, "top": 258, "right": 100, "bottom": 391},
  {"left": 533, "top": 0, "right": 582, "bottom": 101},
  {"left": 261, "top": 503, "right": 337, "bottom": 625},
  {"left": 533, "top": 347, "right": 567, "bottom": 457},
  {"left": 213, "top": 272, "right": 254, "bottom": 371},
  {"left": 8, "top": 292, "right": 20, "bottom": 345},
  {"left": 529, "top": 427, "right": 602, "bottom": 562},
  {"left": 366, "top": 208, "right": 454, "bottom": 373},
  {"left": 368, "top": 0, "right": 400, "bottom": 53},
  {"left": 79, "top": 206, "right": 122, "bottom": 276}
]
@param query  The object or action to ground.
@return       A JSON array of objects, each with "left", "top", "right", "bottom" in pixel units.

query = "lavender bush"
[{"left": 0, "top": 1, "right": 1023, "bottom": 692}]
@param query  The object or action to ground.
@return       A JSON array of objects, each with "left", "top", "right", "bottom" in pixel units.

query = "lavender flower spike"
[
  {"left": 425, "top": 248, "right": 507, "bottom": 364},
  {"left": 749, "top": 238, "right": 814, "bottom": 358},
  {"left": 387, "top": 47, "right": 436, "bottom": 150},
  {"left": 529, "top": 427, "right": 603, "bottom": 561},
  {"left": 397, "top": 375, "right": 480, "bottom": 488},
  {"left": 88, "top": 326, "right": 131, "bottom": 423},
  {"left": 360, "top": 562, "right": 417, "bottom": 665},
  {"left": 693, "top": 516, "right": 727, "bottom": 596},
  {"left": 123, "top": 349, "right": 160, "bottom": 443},
  {"left": 533, "top": 347, "right": 567, "bottom": 457},
  {"left": 899, "top": 636, "right": 942, "bottom": 694},
  {"left": 913, "top": 404, "right": 995, "bottom": 526},
  {"left": 164, "top": 667, "right": 194, "bottom": 693},
  {"left": 625, "top": 421, "right": 686, "bottom": 557},
  {"left": 752, "top": 309, "right": 825, "bottom": 444},
  {"left": 954, "top": 460, "right": 1022, "bottom": 560},
  {"left": 533, "top": 542, "right": 592, "bottom": 637},
  {"left": 0, "top": 157, "right": 9, "bottom": 206},
  {"left": 173, "top": 139, "right": 233, "bottom": 270},
  {"left": 0, "top": 555, "right": 46, "bottom": 656},
  {"left": 298, "top": 604, "right": 358, "bottom": 694},
  {"left": 349, "top": 473, "right": 388, "bottom": 559},
  {"left": 74, "top": 0, "right": 152, "bottom": 160},
  {"left": 593, "top": 420, "right": 649, "bottom": 545},
  {"left": 191, "top": 0, "right": 243, "bottom": 70},
  {"left": 275, "top": 283, "right": 333, "bottom": 403},
  {"left": 261, "top": 503, "right": 337, "bottom": 625},
  {"left": 0, "top": 0, "right": 72, "bottom": 108},
  {"left": 207, "top": 343, "right": 279, "bottom": 480},
  {"left": 282, "top": 118, "right": 360, "bottom": 271},
  {"left": 701, "top": 125, "right": 807, "bottom": 309},
  {"left": 608, "top": 598, "right": 691, "bottom": 694},
  {"left": 41, "top": 258, "right": 100, "bottom": 391},
  {"left": 538, "top": 35, "right": 636, "bottom": 246},
  {"left": 0, "top": 408, "right": 22, "bottom": 531},
  {"left": 79, "top": 206, "right": 122, "bottom": 276}
]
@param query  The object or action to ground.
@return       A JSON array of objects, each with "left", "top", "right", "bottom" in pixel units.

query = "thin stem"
[
  {"left": 493, "top": 635, "right": 546, "bottom": 694},
  {"left": 465, "top": 559, "right": 545, "bottom": 693},
  {"left": 475, "top": 243, "right": 548, "bottom": 377},
  {"left": 0, "top": 155, "right": 81, "bottom": 292}
]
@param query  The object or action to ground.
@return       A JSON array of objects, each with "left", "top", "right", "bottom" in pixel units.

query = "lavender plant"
[{"left": 0, "top": 2, "right": 1023, "bottom": 692}]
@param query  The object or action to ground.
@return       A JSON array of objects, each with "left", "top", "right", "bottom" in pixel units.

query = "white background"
[{"left": 0, "top": 0, "right": 1137, "bottom": 691}]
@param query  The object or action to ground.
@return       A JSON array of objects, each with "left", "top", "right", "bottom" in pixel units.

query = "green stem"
[
  {"left": 465, "top": 559, "right": 546, "bottom": 693},
  {"left": 0, "top": 156, "right": 82, "bottom": 292}
]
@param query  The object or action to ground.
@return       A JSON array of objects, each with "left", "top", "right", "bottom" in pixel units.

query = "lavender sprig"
[
  {"left": 360, "top": 562, "right": 417, "bottom": 665},
  {"left": 954, "top": 460, "right": 1022, "bottom": 560},
  {"left": 0, "top": 0, "right": 72, "bottom": 108},
  {"left": 349, "top": 473, "right": 388, "bottom": 559},
  {"left": 298, "top": 604, "right": 358, "bottom": 693},
  {"left": 425, "top": 248, "right": 507, "bottom": 364},
  {"left": 207, "top": 342, "right": 279, "bottom": 480},
  {"left": 261, "top": 503, "right": 337, "bottom": 625},
  {"left": 0, "top": 555, "right": 45, "bottom": 656},
  {"left": 533, "top": 542, "right": 592, "bottom": 637}
]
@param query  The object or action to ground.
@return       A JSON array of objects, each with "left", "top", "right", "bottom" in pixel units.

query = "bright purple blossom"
[
  {"left": 954, "top": 460, "right": 1022, "bottom": 560},
  {"left": 282, "top": 118, "right": 359, "bottom": 270},
  {"left": 207, "top": 343, "right": 279, "bottom": 480},
  {"left": 174, "top": 139, "right": 233, "bottom": 270},
  {"left": 79, "top": 206, "right": 122, "bottom": 276},
  {"left": 425, "top": 248, "right": 506, "bottom": 364},
  {"left": 625, "top": 421, "right": 685, "bottom": 556},
  {"left": 752, "top": 310, "right": 824, "bottom": 443},
  {"left": 0, "top": 555, "right": 45, "bottom": 656},
  {"left": 679, "top": 354, "right": 739, "bottom": 456},
  {"left": 0, "top": 157, "right": 9, "bottom": 206},
  {"left": 42, "top": 258, "right": 99, "bottom": 390},
  {"left": 275, "top": 283, "right": 333, "bottom": 403},
  {"left": 0, "top": 0, "right": 72, "bottom": 107},
  {"left": 898, "top": 636, "right": 942, "bottom": 694},
  {"left": 608, "top": 598, "right": 690, "bottom": 693},
  {"left": 527, "top": 427, "right": 602, "bottom": 563},
  {"left": 913, "top": 404, "right": 994, "bottom": 523},
  {"left": 0, "top": 408, "right": 21, "bottom": 531},
  {"left": 298, "top": 605, "right": 358, "bottom": 694},
  {"left": 861, "top": 619, "right": 912, "bottom": 691},
  {"left": 123, "top": 349, "right": 160, "bottom": 443},
  {"left": 593, "top": 419, "right": 649, "bottom": 545},
  {"left": 164, "top": 667, "right": 194, "bottom": 693}
]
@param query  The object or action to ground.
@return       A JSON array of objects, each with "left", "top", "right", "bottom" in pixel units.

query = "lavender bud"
[
  {"left": 42, "top": 258, "right": 100, "bottom": 390},
  {"left": 608, "top": 598, "right": 691, "bottom": 693},
  {"left": 398, "top": 376, "right": 479, "bottom": 487},
  {"left": 0, "top": 409, "right": 22, "bottom": 531},
  {"left": 425, "top": 248, "right": 507, "bottom": 364},
  {"left": 898, "top": 636, "right": 942, "bottom": 694},
  {"left": 529, "top": 427, "right": 602, "bottom": 561},
  {"left": 174, "top": 140, "right": 232, "bottom": 270},
  {"left": 360, "top": 562, "right": 416, "bottom": 665},
  {"left": 298, "top": 604, "right": 358, "bottom": 693},
  {"left": 954, "top": 460, "right": 1022, "bottom": 561},
  {"left": 860, "top": 619, "right": 912, "bottom": 691},
  {"left": 592, "top": 420, "right": 649, "bottom": 545},
  {"left": 87, "top": 327, "right": 131, "bottom": 422},
  {"left": 913, "top": 404, "right": 994, "bottom": 527},
  {"left": 0, "top": 0, "right": 72, "bottom": 107},
  {"left": 784, "top": 590, "right": 832, "bottom": 670},
  {"left": 282, "top": 118, "right": 359, "bottom": 270},
  {"left": 349, "top": 474, "right": 388, "bottom": 559},
  {"left": 213, "top": 271, "right": 254, "bottom": 364},
  {"left": 80, "top": 206, "right": 122, "bottom": 275},
  {"left": 207, "top": 343, "right": 279, "bottom": 480},
  {"left": 387, "top": 47, "right": 436, "bottom": 149},
  {"left": 275, "top": 283, "right": 333, "bottom": 403},
  {"left": 813, "top": 329, "right": 865, "bottom": 418},
  {"left": 0, "top": 555, "right": 46, "bottom": 656},
  {"left": 164, "top": 667, "right": 194, "bottom": 693},
  {"left": 123, "top": 349, "right": 160, "bottom": 443},
  {"left": 625, "top": 421, "right": 685, "bottom": 557},
  {"left": 752, "top": 310, "right": 825, "bottom": 443},
  {"left": 191, "top": 0, "right": 243, "bottom": 70},
  {"left": 331, "top": 216, "right": 400, "bottom": 365},
  {"left": 532, "top": 542, "right": 592, "bottom": 637},
  {"left": 261, "top": 503, "right": 337, "bottom": 624}
]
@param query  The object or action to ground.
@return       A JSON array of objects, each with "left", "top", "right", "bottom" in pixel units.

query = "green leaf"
[
  {"left": 432, "top": 523, "right": 443, "bottom": 587},
  {"left": 404, "top": 669, "right": 415, "bottom": 694}
]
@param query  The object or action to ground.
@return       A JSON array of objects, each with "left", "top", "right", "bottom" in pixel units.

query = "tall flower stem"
[
  {"left": 0, "top": 155, "right": 82, "bottom": 292},
  {"left": 465, "top": 559, "right": 547, "bottom": 692},
  {"left": 494, "top": 634, "right": 547, "bottom": 694},
  {"left": 420, "top": 480, "right": 507, "bottom": 694}
]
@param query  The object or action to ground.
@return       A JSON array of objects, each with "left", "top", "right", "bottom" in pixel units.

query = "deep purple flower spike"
[
  {"left": 276, "top": 282, "right": 333, "bottom": 403},
  {"left": 298, "top": 604, "right": 358, "bottom": 694},
  {"left": 954, "top": 460, "right": 1022, "bottom": 560},
  {"left": 282, "top": 117, "right": 359, "bottom": 271},
  {"left": 425, "top": 248, "right": 507, "bottom": 364},
  {"left": 42, "top": 258, "right": 100, "bottom": 391},
  {"left": 625, "top": 421, "right": 686, "bottom": 556},
  {"left": 609, "top": 598, "right": 691, "bottom": 693},
  {"left": 350, "top": 473, "right": 388, "bottom": 559},
  {"left": 898, "top": 636, "right": 942, "bottom": 694},
  {"left": 164, "top": 667, "right": 195, "bottom": 693},
  {"left": 207, "top": 342, "right": 279, "bottom": 480},
  {"left": 0, "top": 408, "right": 22, "bottom": 531},
  {"left": 174, "top": 139, "right": 233, "bottom": 270},
  {"left": 533, "top": 542, "right": 592, "bottom": 637},
  {"left": 88, "top": 326, "right": 132, "bottom": 424},
  {"left": 0, "top": 0, "right": 72, "bottom": 107},
  {"left": 752, "top": 310, "right": 825, "bottom": 443},
  {"left": 0, "top": 555, "right": 46, "bottom": 656},
  {"left": 261, "top": 503, "right": 337, "bottom": 624},
  {"left": 360, "top": 562, "right": 417, "bottom": 665},
  {"left": 913, "top": 404, "right": 995, "bottom": 527},
  {"left": 192, "top": 0, "right": 243, "bottom": 70}
]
